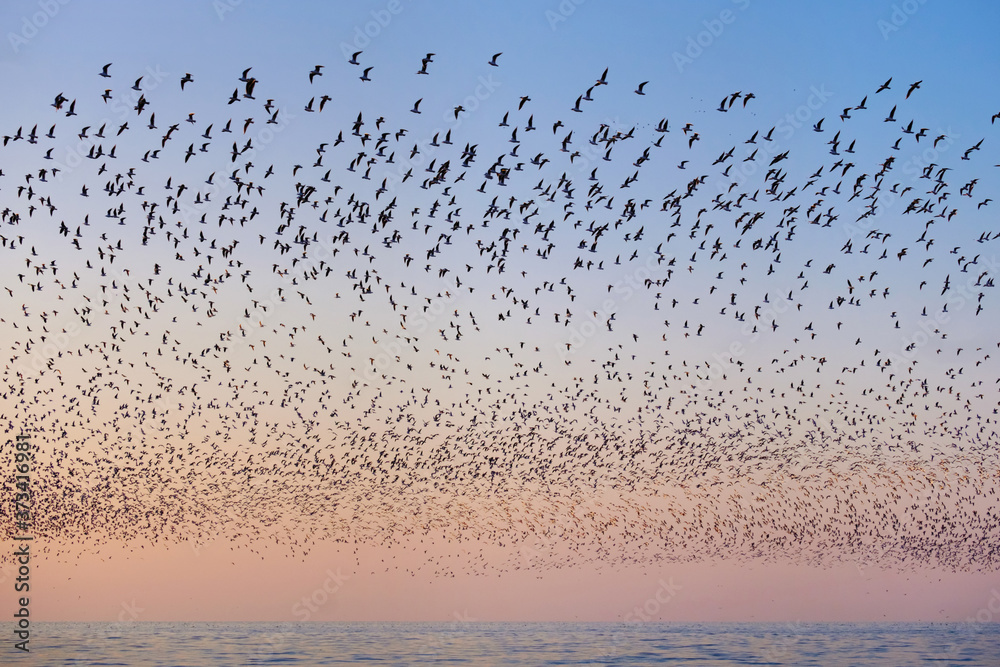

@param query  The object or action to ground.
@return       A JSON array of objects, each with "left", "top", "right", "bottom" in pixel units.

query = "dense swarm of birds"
[{"left": 1, "top": 53, "right": 999, "bottom": 574}]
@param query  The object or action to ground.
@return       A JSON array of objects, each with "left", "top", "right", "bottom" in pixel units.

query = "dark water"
[{"left": 4, "top": 621, "right": 999, "bottom": 665}]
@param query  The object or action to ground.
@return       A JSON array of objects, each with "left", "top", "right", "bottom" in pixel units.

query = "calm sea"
[{"left": 3, "top": 621, "right": 999, "bottom": 665}]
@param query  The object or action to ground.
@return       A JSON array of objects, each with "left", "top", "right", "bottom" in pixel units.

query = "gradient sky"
[{"left": 1, "top": 0, "right": 1000, "bottom": 625}]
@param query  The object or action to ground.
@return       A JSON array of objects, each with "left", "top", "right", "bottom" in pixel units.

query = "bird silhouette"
[{"left": 0, "top": 56, "right": 994, "bottom": 581}]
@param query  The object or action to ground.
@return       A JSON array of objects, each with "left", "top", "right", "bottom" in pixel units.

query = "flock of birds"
[{"left": 1, "top": 51, "right": 999, "bottom": 575}]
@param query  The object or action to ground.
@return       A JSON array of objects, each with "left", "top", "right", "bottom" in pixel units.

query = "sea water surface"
[{"left": 5, "top": 621, "right": 1000, "bottom": 665}]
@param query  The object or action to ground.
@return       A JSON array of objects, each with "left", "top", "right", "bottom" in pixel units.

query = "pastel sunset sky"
[{"left": 1, "top": 0, "right": 999, "bottom": 623}]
